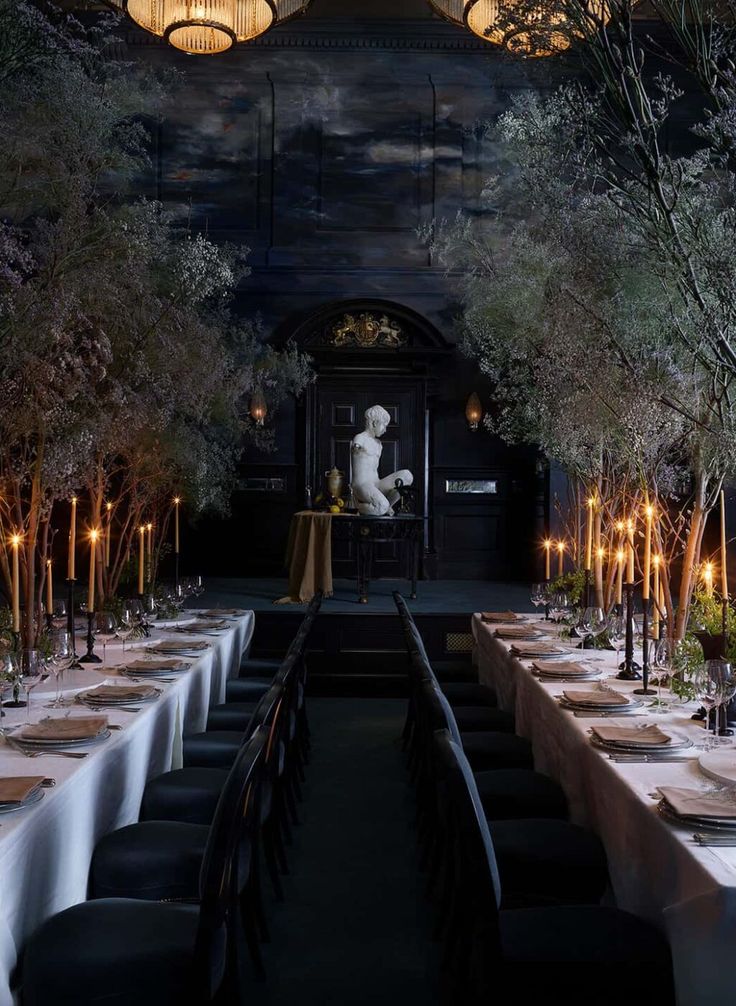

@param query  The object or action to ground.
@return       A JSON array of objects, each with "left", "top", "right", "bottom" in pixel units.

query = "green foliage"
[{"left": 547, "top": 569, "right": 585, "bottom": 606}]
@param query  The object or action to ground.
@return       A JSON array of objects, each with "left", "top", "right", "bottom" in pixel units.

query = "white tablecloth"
[
  {"left": 0, "top": 610, "right": 254, "bottom": 1006},
  {"left": 472, "top": 614, "right": 736, "bottom": 1006}
]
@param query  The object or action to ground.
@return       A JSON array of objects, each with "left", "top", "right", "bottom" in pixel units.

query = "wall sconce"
[
  {"left": 249, "top": 388, "right": 267, "bottom": 427},
  {"left": 465, "top": 392, "right": 483, "bottom": 431}
]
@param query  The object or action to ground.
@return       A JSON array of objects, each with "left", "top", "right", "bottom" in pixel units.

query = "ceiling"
[{"left": 308, "top": 0, "right": 435, "bottom": 15}]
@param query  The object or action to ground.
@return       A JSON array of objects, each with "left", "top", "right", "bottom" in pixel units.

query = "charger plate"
[{"left": 0, "top": 787, "right": 44, "bottom": 814}]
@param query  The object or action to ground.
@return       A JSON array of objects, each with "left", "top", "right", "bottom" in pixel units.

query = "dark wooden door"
[{"left": 314, "top": 378, "right": 424, "bottom": 578}]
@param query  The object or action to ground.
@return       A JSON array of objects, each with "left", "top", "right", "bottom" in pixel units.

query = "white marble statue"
[{"left": 350, "top": 405, "right": 413, "bottom": 516}]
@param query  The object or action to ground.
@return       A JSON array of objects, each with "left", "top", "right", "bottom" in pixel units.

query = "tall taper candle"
[
  {"left": 138, "top": 526, "right": 145, "bottom": 595},
  {"left": 88, "top": 529, "right": 99, "bottom": 612},
  {"left": 105, "top": 502, "right": 112, "bottom": 567},
  {"left": 543, "top": 539, "right": 551, "bottom": 580},
  {"left": 67, "top": 496, "right": 77, "bottom": 580},
  {"left": 585, "top": 497, "right": 594, "bottom": 571},
  {"left": 626, "top": 519, "right": 635, "bottom": 584},
  {"left": 703, "top": 561, "right": 714, "bottom": 597},
  {"left": 11, "top": 534, "right": 20, "bottom": 633},
  {"left": 642, "top": 504, "right": 653, "bottom": 599},
  {"left": 652, "top": 555, "right": 660, "bottom": 639},
  {"left": 616, "top": 549, "right": 624, "bottom": 605},
  {"left": 174, "top": 497, "right": 180, "bottom": 554},
  {"left": 46, "top": 558, "right": 53, "bottom": 615},
  {"left": 557, "top": 541, "right": 564, "bottom": 577},
  {"left": 721, "top": 489, "right": 728, "bottom": 599}
]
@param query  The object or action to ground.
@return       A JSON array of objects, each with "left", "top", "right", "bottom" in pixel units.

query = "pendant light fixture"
[
  {"left": 106, "top": 0, "right": 312, "bottom": 56},
  {"left": 428, "top": 0, "right": 610, "bottom": 57}
]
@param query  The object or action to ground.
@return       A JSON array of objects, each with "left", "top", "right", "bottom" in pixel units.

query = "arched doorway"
[{"left": 282, "top": 299, "right": 452, "bottom": 578}]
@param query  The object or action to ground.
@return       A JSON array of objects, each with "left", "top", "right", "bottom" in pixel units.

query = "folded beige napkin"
[
  {"left": 659, "top": 786, "right": 736, "bottom": 819},
  {"left": 19, "top": 716, "right": 108, "bottom": 741},
  {"left": 124, "top": 659, "right": 185, "bottom": 671},
  {"left": 534, "top": 660, "right": 592, "bottom": 676},
  {"left": 151, "top": 640, "right": 208, "bottom": 652},
  {"left": 0, "top": 776, "right": 45, "bottom": 804},
  {"left": 83, "top": 685, "right": 156, "bottom": 702},
  {"left": 495, "top": 626, "right": 542, "bottom": 640},
  {"left": 563, "top": 688, "right": 629, "bottom": 706},
  {"left": 176, "top": 619, "right": 227, "bottom": 631},
  {"left": 591, "top": 725, "right": 671, "bottom": 747},
  {"left": 202, "top": 609, "right": 243, "bottom": 617},
  {"left": 510, "top": 642, "right": 567, "bottom": 656},
  {"left": 481, "top": 611, "right": 520, "bottom": 623}
]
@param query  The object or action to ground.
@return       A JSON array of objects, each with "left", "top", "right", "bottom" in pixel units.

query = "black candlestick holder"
[
  {"left": 617, "top": 582, "right": 642, "bottom": 680},
  {"left": 633, "top": 595, "right": 656, "bottom": 695},
  {"left": 78, "top": 611, "right": 101, "bottom": 663},
  {"left": 66, "top": 579, "right": 81, "bottom": 666},
  {"left": 175, "top": 553, "right": 180, "bottom": 596},
  {"left": 544, "top": 577, "right": 550, "bottom": 621},
  {"left": 44, "top": 613, "right": 53, "bottom": 633}
]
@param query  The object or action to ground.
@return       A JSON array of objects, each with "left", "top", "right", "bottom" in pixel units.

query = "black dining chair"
[
  {"left": 20, "top": 728, "right": 268, "bottom": 1006},
  {"left": 433, "top": 730, "right": 675, "bottom": 1006}
]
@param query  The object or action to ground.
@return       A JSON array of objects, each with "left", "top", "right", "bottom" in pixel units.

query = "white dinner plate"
[
  {"left": 590, "top": 732, "right": 691, "bottom": 755},
  {"left": 698, "top": 750, "right": 736, "bottom": 787},
  {"left": 12, "top": 729, "right": 112, "bottom": 749}
]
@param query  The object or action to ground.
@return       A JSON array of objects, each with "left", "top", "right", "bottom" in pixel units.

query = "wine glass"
[
  {"left": 549, "top": 591, "right": 569, "bottom": 624},
  {"left": 576, "top": 606, "right": 607, "bottom": 651},
  {"left": 94, "top": 611, "right": 118, "bottom": 663},
  {"left": 707, "top": 659, "right": 736, "bottom": 745},
  {"left": 650, "top": 634, "right": 675, "bottom": 713},
  {"left": 530, "top": 583, "right": 546, "bottom": 617},
  {"left": 693, "top": 662, "right": 720, "bottom": 750},
  {"left": 608, "top": 612, "right": 626, "bottom": 671},
  {"left": 17, "top": 650, "right": 48, "bottom": 723},
  {"left": 46, "top": 630, "right": 74, "bottom": 708}
]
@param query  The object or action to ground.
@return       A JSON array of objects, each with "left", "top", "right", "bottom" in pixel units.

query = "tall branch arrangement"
[
  {"left": 430, "top": 0, "right": 736, "bottom": 636},
  {"left": 0, "top": 1, "right": 313, "bottom": 646}
]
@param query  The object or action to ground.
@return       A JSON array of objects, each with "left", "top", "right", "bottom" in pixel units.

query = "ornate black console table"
[{"left": 332, "top": 514, "right": 425, "bottom": 604}]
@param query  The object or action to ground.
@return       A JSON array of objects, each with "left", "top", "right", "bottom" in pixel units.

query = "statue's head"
[{"left": 364, "top": 404, "right": 391, "bottom": 438}]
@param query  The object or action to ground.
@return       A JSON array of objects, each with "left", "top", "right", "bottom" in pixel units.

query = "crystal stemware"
[
  {"left": 576, "top": 606, "right": 607, "bottom": 651},
  {"left": 45, "top": 631, "right": 74, "bottom": 708},
  {"left": 693, "top": 662, "right": 721, "bottom": 750},
  {"left": 17, "top": 650, "right": 48, "bottom": 724}
]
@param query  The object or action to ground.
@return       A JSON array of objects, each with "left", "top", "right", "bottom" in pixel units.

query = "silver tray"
[
  {"left": 590, "top": 734, "right": 692, "bottom": 755},
  {"left": 658, "top": 798, "right": 736, "bottom": 832},
  {"left": 12, "top": 728, "right": 112, "bottom": 749}
]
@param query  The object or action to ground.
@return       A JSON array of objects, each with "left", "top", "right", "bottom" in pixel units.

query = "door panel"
[{"left": 315, "top": 380, "right": 422, "bottom": 578}]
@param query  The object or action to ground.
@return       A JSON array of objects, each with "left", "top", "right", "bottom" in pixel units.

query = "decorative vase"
[{"left": 325, "top": 467, "right": 343, "bottom": 501}]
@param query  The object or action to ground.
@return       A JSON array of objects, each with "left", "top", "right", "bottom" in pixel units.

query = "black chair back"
[
  {"left": 195, "top": 727, "right": 267, "bottom": 999},
  {"left": 432, "top": 729, "right": 503, "bottom": 956}
]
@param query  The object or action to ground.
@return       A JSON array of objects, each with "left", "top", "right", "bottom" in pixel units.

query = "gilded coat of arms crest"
[{"left": 330, "top": 313, "right": 405, "bottom": 348}]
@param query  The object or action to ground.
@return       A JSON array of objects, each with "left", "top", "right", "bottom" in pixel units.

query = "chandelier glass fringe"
[
  {"left": 106, "top": 0, "right": 312, "bottom": 55},
  {"left": 428, "top": 0, "right": 610, "bottom": 57}
]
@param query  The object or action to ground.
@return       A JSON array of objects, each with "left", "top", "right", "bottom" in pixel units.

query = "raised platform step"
[{"left": 251, "top": 610, "right": 473, "bottom": 662}]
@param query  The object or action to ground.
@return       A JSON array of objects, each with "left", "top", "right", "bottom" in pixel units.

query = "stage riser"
[{"left": 251, "top": 611, "right": 473, "bottom": 696}]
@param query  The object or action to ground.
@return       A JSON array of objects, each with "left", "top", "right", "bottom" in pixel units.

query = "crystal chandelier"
[
  {"left": 106, "top": 0, "right": 312, "bottom": 55},
  {"left": 428, "top": 0, "right": 608, "bottom": 57}
]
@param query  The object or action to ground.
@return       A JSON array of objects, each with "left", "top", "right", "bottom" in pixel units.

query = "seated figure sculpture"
[{"left": 350, "top": 405, "right": 413, "bottom": 516}]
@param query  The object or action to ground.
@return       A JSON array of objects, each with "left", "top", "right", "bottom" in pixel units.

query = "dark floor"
[
  {"left": 240, "top": 697, "right": 439, "bottom": 1006},
  {"left": 195, "top": 576, "right": 535, "bottom": 615}
]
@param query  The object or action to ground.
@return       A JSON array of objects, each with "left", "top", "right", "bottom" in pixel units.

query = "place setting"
[
  {"left": 114, "top": 657, "right": 191, "bottom": 683},
  {"left": 1, "top": 715, "right": 112, "bottom": 759},
  {"left": 531, "top": 659, "right": 602, "bottom": 683},
  {"left": 558, "top": 684, "right": 644, "bottom": 717},
  {"left": 588, "top": 723, "right": 694, "bottom": 762},
  {"left": 144, "top": 638, "right": 211, "bottom": 657},
  {"left": 171, "top": 618, "right": 229, "bottom": 636},
  {"left": 0, "top": 776, "right": 54, "bottom": 816},
  {"left": 74, "top": 682, "right": 162, "bottom": 713},
  {"left": 656, "top": 784, "right": 736, "bottom": 844},
  {"left": 508, "top": 639, "right": 573, "bottom": 659}
]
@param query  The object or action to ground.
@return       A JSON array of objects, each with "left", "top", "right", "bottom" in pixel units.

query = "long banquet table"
[
  {"left": 473, "top": 613, "right": 736, "bottom": 1006},
  {"left": 0, "top": 609, "right": 254, "bottom": 1006}
]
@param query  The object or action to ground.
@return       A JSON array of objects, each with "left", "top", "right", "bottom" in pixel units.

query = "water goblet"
[
  {"left": 18, "top": 650, "right": 48, "bottom": 724},
  {"left": 46, "top": 630, "right": 74, "bottom": 707},
  {"left": 530, "top": 583, "right": 546, "bottom": 615},
  {"left": 693, "top": 662, "right": 720, "bottom": 750},
  {"left": 608, "top": 612, "right": 626, "bottom": 671},
  {"left": 577, "top": 606, "right": 607, "bottom": 651}
]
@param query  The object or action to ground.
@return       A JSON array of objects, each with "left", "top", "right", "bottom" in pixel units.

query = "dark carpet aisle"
[{"left": 243, "top": 697, "right": 439, "bottom": 1006}]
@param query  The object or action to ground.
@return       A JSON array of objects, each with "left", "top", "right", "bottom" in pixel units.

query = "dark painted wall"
[{"left": 117, "top": 15, "right": 603, "bottom": 580}]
